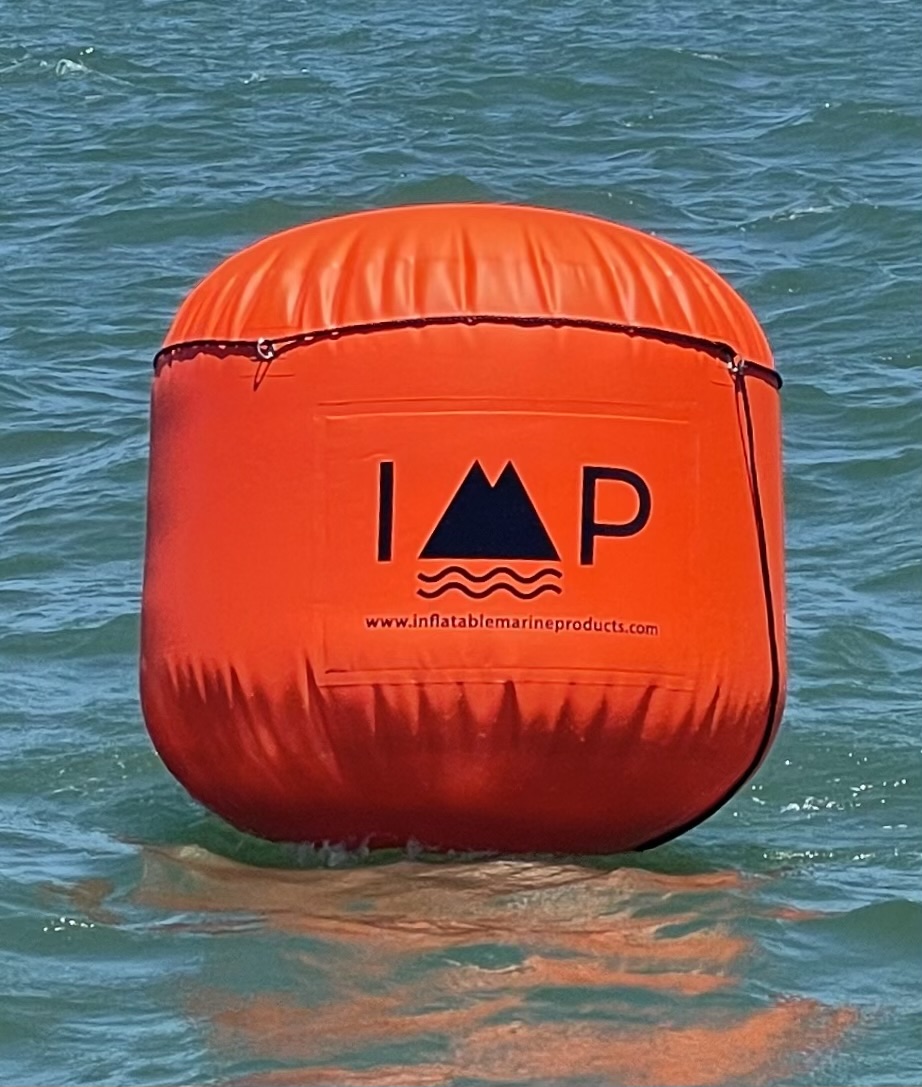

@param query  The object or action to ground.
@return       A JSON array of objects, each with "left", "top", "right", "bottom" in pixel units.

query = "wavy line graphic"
[
  {"left": 416, "top": 582, "right": 563, "bottom": 600},
  {"left": 417, "top": 565, "right": 561, "bottom": 585}
]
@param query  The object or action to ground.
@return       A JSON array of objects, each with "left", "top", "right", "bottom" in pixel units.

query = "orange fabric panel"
[
  {"left": 164, "top": 204, "right": 773, "bottom": 368},
  {"left": 141, "top": 205, "right": 784, "bottom": 852}
]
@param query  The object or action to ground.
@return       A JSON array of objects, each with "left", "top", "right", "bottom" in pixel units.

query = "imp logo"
[{"left": 376, "top": 460, "right": 651, "bottom": 599}]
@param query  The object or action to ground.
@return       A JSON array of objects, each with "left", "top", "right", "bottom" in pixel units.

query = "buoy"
[{"left": 141, "top": 204, "right": 785, "bottom": 853}]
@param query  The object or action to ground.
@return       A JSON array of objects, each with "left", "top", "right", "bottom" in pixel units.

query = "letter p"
[{"left": 580, "top": 467, "right": 651, "bottom": 565}]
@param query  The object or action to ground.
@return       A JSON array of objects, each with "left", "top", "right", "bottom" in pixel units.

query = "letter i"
[{"left": 377, "top": 461, "right": 394, "bottom": 562}]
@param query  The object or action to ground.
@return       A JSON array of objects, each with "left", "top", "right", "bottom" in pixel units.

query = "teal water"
[{"left": 2, "top": 1, "right": 920, "bottom": 1084}]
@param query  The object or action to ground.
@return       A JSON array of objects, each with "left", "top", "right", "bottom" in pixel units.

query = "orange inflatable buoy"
[{"left": 140, "top": 204, "right": 785, "bottom": 853}]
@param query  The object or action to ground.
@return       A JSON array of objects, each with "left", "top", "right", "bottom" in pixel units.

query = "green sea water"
[{"left": 2, "top": 2, "right": 920, "bottom": 1084}]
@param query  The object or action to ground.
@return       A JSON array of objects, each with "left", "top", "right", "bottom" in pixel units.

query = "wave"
[
  {"left": 417, "top": 565, "right": 561, "bottom": 585},
  {"left": 416, "top": 582, "right": 562, "bottom": 600}
]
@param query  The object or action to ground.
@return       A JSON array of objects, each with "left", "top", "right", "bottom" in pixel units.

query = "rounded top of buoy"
[{"left": 164, "top": 204, "right": 773, "bottom": 366}]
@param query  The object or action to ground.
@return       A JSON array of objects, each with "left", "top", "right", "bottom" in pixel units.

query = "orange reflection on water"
[
  {"left": 71, "top": 845, "right": 855, "bottom": 1086},
  {"left": 215, "top": 993, "right": 855, "bottom": 1087}
]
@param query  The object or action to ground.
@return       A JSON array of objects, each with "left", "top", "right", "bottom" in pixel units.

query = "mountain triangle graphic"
[{"left": 420, "top": 461, "right": 560, "bottom": 560}]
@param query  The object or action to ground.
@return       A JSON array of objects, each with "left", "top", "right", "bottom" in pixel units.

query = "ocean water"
[{"left": 2, "top": 1, "right": 920, "bottom": 1084}]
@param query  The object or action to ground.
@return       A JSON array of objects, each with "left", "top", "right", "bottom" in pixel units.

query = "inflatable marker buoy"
[{"left": 141, "top": 204, "right": 785, "bottom": 853}]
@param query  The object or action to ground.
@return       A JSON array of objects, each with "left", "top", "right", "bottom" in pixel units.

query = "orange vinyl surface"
[{"left": 141, "top": 204, "right": 785, "bottom": 851}]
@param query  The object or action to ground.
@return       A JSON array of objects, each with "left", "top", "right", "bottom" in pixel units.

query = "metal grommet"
[{"left": 256, "top": 338, "right": 276, "bottom": 361}]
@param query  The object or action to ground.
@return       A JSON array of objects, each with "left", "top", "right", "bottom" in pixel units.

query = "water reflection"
[{"left": 71, "top": 846, "right": 855, "bottom": 1085}]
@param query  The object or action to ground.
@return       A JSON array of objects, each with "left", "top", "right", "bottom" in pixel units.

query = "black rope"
[
  {"left": 736, "top": 367, "right": 784, "bottom": 764},
  {"left": 638, "top": 366, "right": 783, "bottom": 851},
  {"left": 152, "top": 313, "right": 782, "bottom": 390}
]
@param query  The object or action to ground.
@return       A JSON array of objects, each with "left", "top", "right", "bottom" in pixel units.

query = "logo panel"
[{"left": 317, "top": 408, "right": 695, "bottom": 682}]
